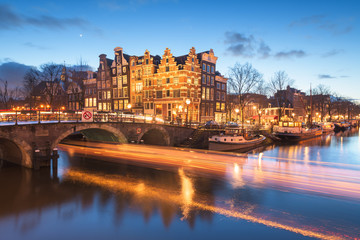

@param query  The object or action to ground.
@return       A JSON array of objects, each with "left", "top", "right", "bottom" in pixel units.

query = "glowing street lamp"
[
  {"left": 235, "top": 108, "right": 239, "bottom": 122},
  {"left": 258, "top": 110, "right": 262, "bottom": 125}
]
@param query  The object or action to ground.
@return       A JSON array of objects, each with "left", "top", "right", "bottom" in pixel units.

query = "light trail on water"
[{"left": 59, "top": 141, "right": 360, "bottom": 239}]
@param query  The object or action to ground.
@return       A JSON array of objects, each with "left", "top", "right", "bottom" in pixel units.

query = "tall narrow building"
[{"left": 111, "top": 47, "right": 131, "bottom": 112}]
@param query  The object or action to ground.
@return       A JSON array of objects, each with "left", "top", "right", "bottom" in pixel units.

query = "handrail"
[{"left": 0, "top": 111, "right": 200, "bottom": 128}]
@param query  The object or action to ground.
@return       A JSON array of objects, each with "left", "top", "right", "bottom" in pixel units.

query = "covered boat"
[
  {"left": 209, "top": 128, "right": 266, "bottom": 151},
  {"left": 274, "top": 121, "right": 322, "bottom": 141}
]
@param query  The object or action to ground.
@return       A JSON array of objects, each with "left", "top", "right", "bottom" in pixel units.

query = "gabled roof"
[
  {"left": 196, "top": 51, "right": 210, "bottom": 60},
  {"left": 106, "top": 58, "right": 112, "bottom": 68}
]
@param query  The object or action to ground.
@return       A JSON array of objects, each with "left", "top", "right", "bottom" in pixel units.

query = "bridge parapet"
[{"left": 0, "top": 122, "right": 195, "bottom": 169}]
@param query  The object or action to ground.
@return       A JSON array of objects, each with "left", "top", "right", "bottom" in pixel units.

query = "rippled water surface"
[{"left": 1, "top": 129, "right": 360, "bottom": 240}]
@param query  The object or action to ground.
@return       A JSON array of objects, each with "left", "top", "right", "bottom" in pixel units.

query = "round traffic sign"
[{"left": 83, "top": 111, "right": 92, "bottom": 120}]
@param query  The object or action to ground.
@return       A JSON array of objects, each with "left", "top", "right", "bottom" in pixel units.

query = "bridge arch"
[
  {"left": 138, "top": 126, "right": 171, "bottom": 146},
  {"left": 0, "top": 137, "right": 32, "bottom": 168},
  {"left": 52, "top": 124, "right": 128, "bottom": 149}
]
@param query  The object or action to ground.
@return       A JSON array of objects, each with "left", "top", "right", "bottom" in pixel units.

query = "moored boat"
[
  {"left": 208, "top": 128, "right": 266, "bottom": 151},
  {"left": 274, "top": 121, "right": 322, "bottom": 142},
  {"left": 320, "top": 122, "right": 335, "bottom": 133}
]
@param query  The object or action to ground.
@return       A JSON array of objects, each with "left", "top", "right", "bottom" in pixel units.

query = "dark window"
[
  {"left": 146, "top": 59, "right": 149, "bottom": 64},
  {"left": 166, "top": 90, "right": 170, "bottom": 97},
  {"left": 166, "top": 58, "right": 169, "bottom": 63},
  {"left": 173, "top": 89, "right": 180, "bottom": 98},
  {"left": 156, "top": 90, "right": 162, "bottom": 98},
  {"left": 202, "top": 75, "right": 206, "bottom": 84},
  {"left": 166, "top": 78, "right": 170, "bottom": 83},
  {"left": 166, "top": 66, "right": 169, "bottom": 72}
]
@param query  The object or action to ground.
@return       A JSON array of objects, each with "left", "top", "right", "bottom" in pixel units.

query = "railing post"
[
  {"left": 58, "top": 109, "right": 61, "bottom": 123},
  {"left": 38, "top": 110, "right": 41, "bottom": 124},
  {"left": 15, "top": 111, "right": 18, "bottom": 125}
]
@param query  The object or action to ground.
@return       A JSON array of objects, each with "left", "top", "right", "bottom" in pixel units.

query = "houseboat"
[{"left": 209, "top": 128, "right": 266, "bottom": 151}]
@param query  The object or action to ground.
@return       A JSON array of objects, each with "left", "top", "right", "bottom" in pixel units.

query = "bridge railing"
[{"left": 0, "top": 111, "right": 201, "bottom": 128}]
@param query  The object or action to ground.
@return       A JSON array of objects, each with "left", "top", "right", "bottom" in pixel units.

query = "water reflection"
[{"left": 1, "top": 129, "right": 360, "bottom": 240}]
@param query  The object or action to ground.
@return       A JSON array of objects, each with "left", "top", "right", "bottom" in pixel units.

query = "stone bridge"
[{"left": 0, "top": 122, "right": 195, "bottom": 169}]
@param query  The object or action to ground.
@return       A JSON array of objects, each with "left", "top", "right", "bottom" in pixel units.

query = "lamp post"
[
  {"left": 235, "top": 108, "right": 239, "bottom": 123},
  {"left": 292, "top": 112, "right": 295, "bottom": 121},
  {"left": 127, "top": 103, "right": 133, "bottom": 122},
  {"left": 258, "top": 110, "right": 261, "bottom": 125},
  {"left": 186, "top": 98, "right": 191, "bottom": 127}
]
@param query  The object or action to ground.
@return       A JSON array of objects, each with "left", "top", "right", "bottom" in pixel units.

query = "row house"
[
  {"left": 83, "top": 71, "right": 97, "bottom": 111},
  {"left": 197, "top": 50, "right": 227, "bottom": 123},
  {"left": 142, "top": 47, "right": 202, "bottom": 122},
  {"left": 129, "top": 50, "right": 161, "bottom": 115},
  {"left": 111, "top": 47, "right": 131, "bottom": 112},
  {"left": 96, "top": 54, "right": 113, "bottom": 112},
  {"left": 90, "top": 46, "right": 227, "bottom": 123}
]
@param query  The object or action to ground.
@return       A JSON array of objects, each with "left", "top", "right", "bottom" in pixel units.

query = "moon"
[{"left": 80, "top": 34, "right": 83, "bottom": 38}]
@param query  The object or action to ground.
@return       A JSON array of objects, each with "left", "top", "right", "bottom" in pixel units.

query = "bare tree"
[
  {"left": 313, "top": 84, "right": 331, "bottom": 122},
  {"left": 0, "top": 80, "right": 23, "bottom": 109},
  {"left": 23, "top": 68, "right": 40, "bottom": 110},
  {"left": 0, "top": 80, "right": 10, "bottom": 109},
  {"left": 67, "top": 59, "right": 92, "bottom": 110},
  {"left": 39, "top": 63, "right": 64, "bottom": 110},
  {"left": 228, "top": 62, "right": 263, "bottom": 127},
  {"left": 268, "top": 71, "right": 294, "bottom": 121}
]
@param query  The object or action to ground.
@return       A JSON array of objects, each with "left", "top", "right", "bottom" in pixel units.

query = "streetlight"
[
  {"left": 186, "top": 99, "right": 191, "bottom": 126},
  {"left": 292, "top": 112, "right": 295, "bottom": 120},
  {"left": 235, "top": 108, "right": 239, "bottom": 122},
  {"left": 258, "top": 110, "right": 261, "bottom": 125}
]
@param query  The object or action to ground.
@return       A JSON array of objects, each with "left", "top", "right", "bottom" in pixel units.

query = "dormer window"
[
  {"left": 192, "top": 57, "right": 194, "bottom": 62},
  {"left": 166, "top": 58, "right": 169, "bottom": 63},
  {"left": 146, "top": 59, "right": 149, "bottom": 64}
]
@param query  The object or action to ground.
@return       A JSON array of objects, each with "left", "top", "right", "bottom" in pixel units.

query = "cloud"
[
  {"left": 224, "top": 32, "right": 270, "bottom": 58},
  {"left": 257, "top": 41, "right": 271, "bottom": 58},
  {"left": 24, "top": 42, "right": 49, "bottom": 50},
  {"left": 322, "top": 49, "right": 344, "bottom": 58},
  {"left": 0, "top": 61, "right": 35, "bottom": 88},
  {"left": 274, "top": 50, "right": 306, "bottom": 59},
  {"left": 224, "top": 31, "right": 305, "bottom": 60},
  {"left": 0, "top": 4, "right": 100, "bottom": 33},
  {"left": 318, "top": 74, "right": 336, "bottom": 79},
  {"left": 289, "top": 15, "right": 353, "bottom": 35}
]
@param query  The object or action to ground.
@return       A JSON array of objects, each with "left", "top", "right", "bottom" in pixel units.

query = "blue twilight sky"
[{"left": 0, "top": 0, "right": 359, "bottom": 99}]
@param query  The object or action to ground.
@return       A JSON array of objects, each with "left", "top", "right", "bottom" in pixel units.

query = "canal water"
[{"left": 1, "top": 128, "right": 360, "bottom": 240}]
